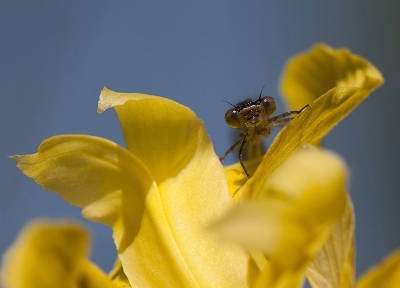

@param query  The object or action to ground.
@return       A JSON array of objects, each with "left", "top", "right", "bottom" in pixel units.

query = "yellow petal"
[
  {"left": 244, "top": 84, "right": 382, "bottom": 199},
  {"left": 99, "top": 87, "right": 208, "bottom": 184},
  {"left": 306, "top": 194, "right": 355, "bottom": 288},
  {"left": 224, "top": 156, "right": 263, "bottom": 200},
  {"left": 10, "top": 134, "right": 157, "bottom": 285},
  {"left": 0, "top": 220, "right": 116, "bottom": 288},
  {"left": 281, "top": 43, "right": 384, "bottom": 110},
  {"left": 10, "top": 134, "right": 153, "bottom": 228},
  {"left": 100, "top": 91, "right": 248, "bottom": 287},
  {"left": 211, "top": 147, "right": 347, "bottom": 288},
  {"left": 109, "top": 260, "right": 132, "bottom": 288},
  {"left": 80, "top": 261, "right": 120, "bottom": 288},
  {"left": 255, "top": 147, "right": 348, "bottom": 266},
  {"left": 356, "top": 249, "right": 400, "bottom": 288}
]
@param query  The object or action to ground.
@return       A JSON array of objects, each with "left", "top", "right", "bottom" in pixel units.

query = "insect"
[{"left": 220, "top": 91, "right": 309, "bottom": 178}]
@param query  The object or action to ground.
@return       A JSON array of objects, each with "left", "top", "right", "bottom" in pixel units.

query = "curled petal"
[
  {"left": 99, "top": 88, "right": 209, "bottom": 184},
  {"left": 281, "top": 43, "right": 384, "bottom": 110},
  {"left": 10, "top": 135, "right": 153, "bottom": 229},
  {"left": 245, "top": 86, "right": 382, "bottom": 199}
]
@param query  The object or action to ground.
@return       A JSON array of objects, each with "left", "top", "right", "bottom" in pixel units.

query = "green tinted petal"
[
  {"left": 306, "top": 195, "right": 355, "bottom": 288},
  {"left": 356, "top": 249, "right": 400, "bottom": 288},
  {"left": 281, "top": 43, "right": 384, "bottom": 110},
  {"left": 0, "top": 220, "right": 116, "bottom": 288}
]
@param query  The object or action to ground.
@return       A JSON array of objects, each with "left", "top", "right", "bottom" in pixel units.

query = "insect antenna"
[
  {"left": 222, "top": 100, "right": 236, "bottom": 107},
  {"left": 258, "top": 84, "right": 266, "bottom": 100}
]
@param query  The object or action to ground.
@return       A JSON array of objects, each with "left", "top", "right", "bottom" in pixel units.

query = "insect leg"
[
  {"left": 238, "top": 136, "right": 251, "bottom": 178},
  {"left": 219, "top": 137, "right": 243, "bottom": 161},
  {"left": 299, "top": 104, "right": 310, "bottom": 113},
  {"left": 268, "top": 104, "right": 310, "bottom": 127}
]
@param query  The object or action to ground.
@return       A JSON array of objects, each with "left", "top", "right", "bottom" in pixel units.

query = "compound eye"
[
  {"left": 224, "top": 108, "right": 241, "bottom": 128},
  {"left": 261, "top": 96, "right": 277, "bottom": 116}
]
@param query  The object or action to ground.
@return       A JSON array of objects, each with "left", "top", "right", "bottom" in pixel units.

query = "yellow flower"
[{"left": 2, "top": 44, "right": 395, "bottom": 288}]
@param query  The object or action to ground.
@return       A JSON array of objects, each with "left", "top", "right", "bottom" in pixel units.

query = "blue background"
[{"left": 1, "top": 0, "right": 400, "bottom": 282}]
